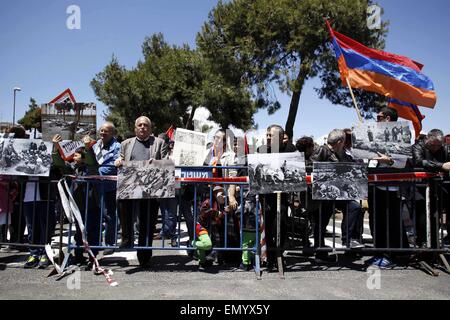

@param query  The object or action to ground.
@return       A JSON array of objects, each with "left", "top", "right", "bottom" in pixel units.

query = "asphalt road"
[{"left": 1, "top": 249, "right": 450, "bottom": 300}]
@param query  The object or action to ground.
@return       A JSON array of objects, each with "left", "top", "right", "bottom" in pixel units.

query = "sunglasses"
[{"left": 376, "top": 115, "right": 386, "bottom": 121}]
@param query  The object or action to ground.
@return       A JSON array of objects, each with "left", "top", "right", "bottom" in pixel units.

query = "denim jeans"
[
  {"left": 103, "top": 190, "right": 118, "bottom": 246},
  {"left": 179, "top": 197, "right": 194, "bottom": 243},
  {"left": 340, "top": 200, "right": 363, "bottom": 245},
  {"left": 24, "top": 201, "right": 55, "bottom": 257},
  {"left": 74, "top": 200, "right": 101, "bottom": 258},
  {"left": 313, "top": 200, "right": 362, "bottom": 248},
  {"left": 159, "top": 198, "right": 177, "bottom": 240}
]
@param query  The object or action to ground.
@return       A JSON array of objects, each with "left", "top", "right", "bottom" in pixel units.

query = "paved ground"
[
  {"left": 2, "top": 214, "right": 449, "bottom": 300},
  {"left": 1, "top": 248, "right": 450, "bottom": 300}
]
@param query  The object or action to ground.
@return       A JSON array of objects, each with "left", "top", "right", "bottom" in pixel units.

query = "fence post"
[
  {"left": 276, "top": 191, "right": 284, "bottom": 278},
  {"left": 426, "top": 183, "right": 431, "bottom": 248}
]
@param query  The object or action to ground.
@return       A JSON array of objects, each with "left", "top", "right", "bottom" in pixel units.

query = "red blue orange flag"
[
  {"left": 388, "top": 98, "right": 425, "bottom": 140},
  {"left": 326, "top": 21, "right": 437, "bottom": 108},
  {"left": 166, "top": 125, "right": 175, "bottom": 140}
]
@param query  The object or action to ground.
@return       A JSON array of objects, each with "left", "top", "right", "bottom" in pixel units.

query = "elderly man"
[
  {"left": 115, "top": 116, "right": 168, "bottom": 267},
  {"left": 364, "top": 107, "right": 413, "bottom": 268},
  {"left": 90, "top": 122, "right": 121, "bottom": 254},
  {"left": 311, "top": 129, "right": 363, "bottom": 263},
  {"left": 257, "top": 124, "right": 297, "bottom": 271},
  {"left": 413, "top": 129, "right": 450, "bottom": 247}
]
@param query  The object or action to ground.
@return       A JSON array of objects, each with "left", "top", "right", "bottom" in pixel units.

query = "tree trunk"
[
  {"left": 284, "top": 61, "right": 310, "bottom": 140},
  {"left": 185, "top": 106, "right": 197, "bottom": 130}
]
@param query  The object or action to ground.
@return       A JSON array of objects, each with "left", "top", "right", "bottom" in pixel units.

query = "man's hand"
[
  {"left": 374, "top": 152, "right": 394, "bottom": 165},
  {"left": 228, "top": 196, "right": 238, "bottom": 211},
  {"left": 442, "top": 162, "right": 450, "bottom": 172},
  {"left": 52, "top": 134, "right": 62, "bottom": 145},
  {"left": 114, "top": 158, "right": 124, "bottom": 168}
]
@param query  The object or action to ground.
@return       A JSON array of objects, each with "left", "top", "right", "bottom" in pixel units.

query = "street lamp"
[{"left": 13, "top": 87, "right": 21, "bottom": 126}]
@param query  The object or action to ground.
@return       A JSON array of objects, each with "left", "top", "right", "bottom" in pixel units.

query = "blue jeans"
[
  {"left": 179, "top": 197, "right": 194, "bottom": 242},
  {"left": 103, "top": 190, "right": 118, "bottom": 246},
  {"left": 159, "top": 198, "right": 177, "bottom": 240},
  {"left": 24, "top": 201, "right": 55, "bottom": 257}
]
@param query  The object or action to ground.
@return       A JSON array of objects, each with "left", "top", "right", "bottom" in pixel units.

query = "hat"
[{"left": 213, "top": 185, "right": 224, "bottom": 193}]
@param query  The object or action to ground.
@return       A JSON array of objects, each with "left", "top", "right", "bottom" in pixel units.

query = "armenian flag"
[
  {"left": 388, "top": 98, "right": 425, "bottom": 139},
  {"left": 326, "top": 21, "right": 436, "bottom": 108}
]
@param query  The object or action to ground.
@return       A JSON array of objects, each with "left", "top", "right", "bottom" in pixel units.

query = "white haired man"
[
  {"left": 115, "top": 116, "right": 168, "bottom": 267},
  {"left": 91, "top": 122, "right": 121, "bottom": 254},
  {"left": 310, "top": 129, "right": 364, "bottom": 263}
]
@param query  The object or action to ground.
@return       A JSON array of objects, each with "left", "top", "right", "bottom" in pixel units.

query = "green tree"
[
  {"left": 18, "top": 97, "right": 42, "bottom": 132},
  {"left": 197, "top": 0, "right": 389, "bottom": 139},
  {"left": 91, "top": 33, "right": 261, "bottom": 135}
]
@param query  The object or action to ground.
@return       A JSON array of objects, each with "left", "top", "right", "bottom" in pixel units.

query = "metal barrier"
[
  {"left": 0, "top": 177, "right": 64, "bottom": 260},
  {"left": 1, "top": 168, "right": 449, "bottom": 278},
  {"left": 62, "top": 166, "right": 261, "bottom": 278},
  {"left": 276, "top": 171, "right": 450, "bottom": 277}
]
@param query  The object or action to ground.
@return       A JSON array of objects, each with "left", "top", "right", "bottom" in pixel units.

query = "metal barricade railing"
[
  {"left": 62, "top": 166, "right": 261, "bottom": 277},
  {"left": 310, "top": 172, "right": 448, "bottom": 253},
  {"left": 277, "top": 171, "right": 450, "bottom": 276},
  {"left": 1, "top": 168, "right": 448, "bottom": 278},
  {"left": 0, "top": 177, "right": 64, "bottom": 258}
]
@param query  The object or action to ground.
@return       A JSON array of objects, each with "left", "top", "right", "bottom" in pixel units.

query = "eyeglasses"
[{"left": 376, "top": 114, "right": 386, "bottom": 122}]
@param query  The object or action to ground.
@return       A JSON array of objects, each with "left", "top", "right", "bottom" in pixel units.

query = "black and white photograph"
[
  {"left": 248, "top": 152, "right": 307, "bottom": 195},
  {"left": 41, "top": 103, "right": 97, "bottom": 141},
  {"left": 57, "top": 140, "right": 85, "bottom": 161},
  {"left": 0, "top": 133, "right": 14, "bottom": 138},
  {"left": 351, "top": 121, "right": 412, "bottom": 159},
  {"left": 0, "top": 138, "right": 52, "bottom": 177},
  {"left": 173, "top": 128, "right": 207, "bottom": 166},
  {"left": 312, "top": 162, "right": 368, "bottom": 201},
  {"left": 117, "top": 159, "right": 175, "bottom": 200}
]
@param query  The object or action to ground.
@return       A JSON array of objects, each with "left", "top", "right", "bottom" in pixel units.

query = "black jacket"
[
  {"left": 311, "top": 145, "right": 352, "bottom": 163},
  {"left": 412, "top": 141, "right": 450, "bottom": 172}
]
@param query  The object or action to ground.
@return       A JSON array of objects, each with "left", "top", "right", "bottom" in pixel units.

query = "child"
[
  {"left": 52, "top": 134, "right": 100, "bottom": 269},
  {"left": 198, "top": 186, "right": 227, "bottom": 265},
  {"left": 235, "top": 196, "right": 257, "bottom": 271},
  {"left": 193, "top": 213, "right": 213, "bottom": 270}
]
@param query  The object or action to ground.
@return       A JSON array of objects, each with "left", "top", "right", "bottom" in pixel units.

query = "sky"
[{"left": 1, "top": 0, "right": 449, "bottom": 141}]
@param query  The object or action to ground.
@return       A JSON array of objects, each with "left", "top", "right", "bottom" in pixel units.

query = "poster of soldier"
[
  {"left": 0, "top": 138, "right": 52, "bottom": 177},
  {"left": 312, "top": 163, "right": 368, "bottom": 201},
  {"left": 248, "top": 152, "right": 306, "bottom": 195},
  {"left": 351, "top": 121, "right": 412, "bottom": 159},
  {"left": 172, "top": 128, "right": 207, "bottom": 166},
  {"left": 117, "top": 159, "right": 175, "bottom": 200},
  {"left": 41, "top": 103, "right": 97, "bottom": 141}
]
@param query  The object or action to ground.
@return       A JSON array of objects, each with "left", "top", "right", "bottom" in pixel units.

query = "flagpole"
[{"left": 345, "top": 77, "right": 364, "bottom": 123}]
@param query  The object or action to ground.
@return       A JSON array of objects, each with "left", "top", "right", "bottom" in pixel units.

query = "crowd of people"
[{"left": 0, "top": 107, "right": 449, "bottom": 272}]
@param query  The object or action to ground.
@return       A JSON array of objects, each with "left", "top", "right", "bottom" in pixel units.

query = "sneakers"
[
  {"left": 238, "top": 263, "right": 253, "bottom": 271},
  {"left": 314, "top": 253, "right": 337, "bottom": 264},
  {"left": 370, "top": 257, "right": 395, "bottom": 269},
  {"left": 103, "top": 249, "right": 115, "bottom": 256},
  {"left": 198, "top": 260, "right": 213, "bottom": 271},
  {"left": 24, "top": 255, "right": 39, "bottom": 269},
  {"left": 349, "top": 240, "right": 365, "bottom": 249},
  {"left": 153, "top": 234, "right": 162, "bottom": 240},
  {"left": 85, "top": 261, "right": 94, "bottom": 271},
  {"left": 38, "top": 255, "right": 51, "bottom": 269}
]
